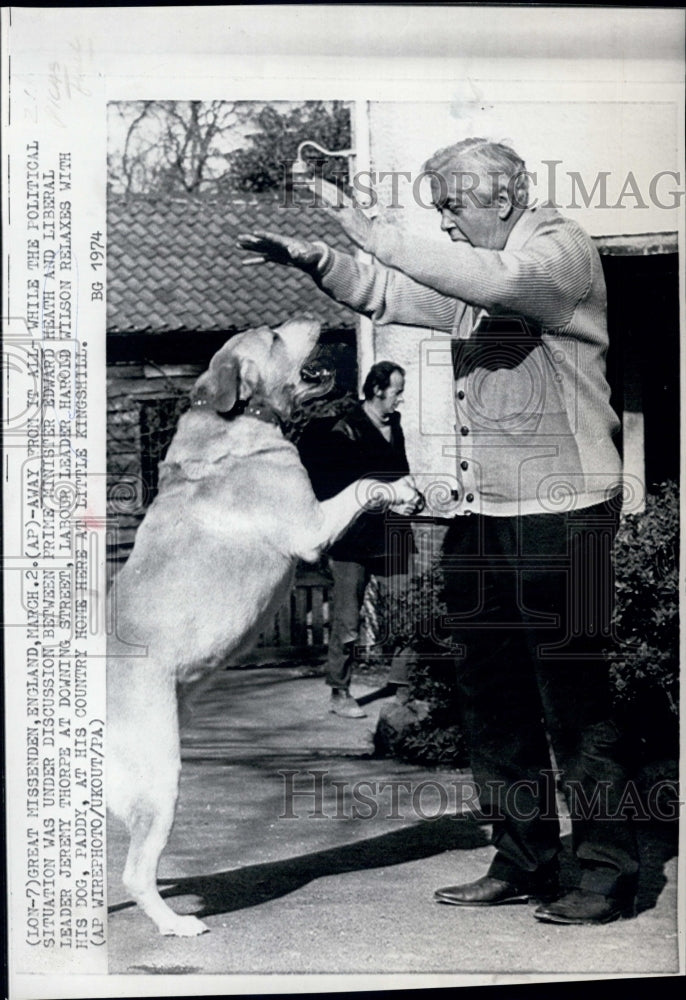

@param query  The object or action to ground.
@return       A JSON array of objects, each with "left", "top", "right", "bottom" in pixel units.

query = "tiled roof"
[{"left": 106, "top": 195, "right": 357, "bottom": 334}]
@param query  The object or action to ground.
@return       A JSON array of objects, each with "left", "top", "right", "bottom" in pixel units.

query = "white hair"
[{"left": 423, "top": 138, "right": 530, "bottom": 208}]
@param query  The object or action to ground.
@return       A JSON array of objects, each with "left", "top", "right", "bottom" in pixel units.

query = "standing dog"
[{"left": 107, "top": 315, "right": 418, "bottom": 936}]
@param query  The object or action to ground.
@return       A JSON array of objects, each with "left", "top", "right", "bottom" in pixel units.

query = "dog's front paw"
[{"left": 160, "top": 913, "right": 209, "bottom": 937}]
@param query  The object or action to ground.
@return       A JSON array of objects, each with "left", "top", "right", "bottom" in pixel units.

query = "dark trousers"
[
  {"left": 326, "top": 558, "right": 412, "bottom": 690},
  {"left": 441, "top": 501, "right": 638, "bottom": 896}
]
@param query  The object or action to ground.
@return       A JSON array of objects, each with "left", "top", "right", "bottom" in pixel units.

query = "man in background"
[{"left": 298, "top": 361, "right": 420, "bottom": 718}]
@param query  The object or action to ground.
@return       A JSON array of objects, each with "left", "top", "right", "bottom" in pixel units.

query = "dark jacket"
[{"left": 298, "top": 402, "right": 415, "bottom": 568}]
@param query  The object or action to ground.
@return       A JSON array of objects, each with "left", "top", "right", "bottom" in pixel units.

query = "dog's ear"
[
  {"left": 190, "top": 356, "right": 241, "bottom": 413},
  {"left": 189, "top": 354, "right": 262, "bottom": 412},
  {"left": 237, "top": 358, "right": 260, "bottom": 401}
]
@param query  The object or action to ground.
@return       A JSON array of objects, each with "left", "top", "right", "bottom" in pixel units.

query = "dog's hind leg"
[
  {"left": 121, "top": 767, "right": 208, "bottom": 937},
  {"left": 108, "top": 663, "right": 208, "bottom": 936}
]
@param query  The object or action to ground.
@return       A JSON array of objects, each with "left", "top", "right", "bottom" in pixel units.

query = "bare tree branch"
[{"left": 108, "top": 100, "right": 352, "bottom": 197}]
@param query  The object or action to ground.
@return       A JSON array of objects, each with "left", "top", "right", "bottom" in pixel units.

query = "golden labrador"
[{"left": 107, "top": 315, "right": 418, "bottom": 936}]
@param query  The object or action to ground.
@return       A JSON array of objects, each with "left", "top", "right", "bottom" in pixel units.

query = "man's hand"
[
  {"left": 392, "top": 494, "right": 425, "bottom": 516},
  {"left": 389, "top": 475, "right": 425, "bottom": 516},
  {"left": 356, "top": 477, "right": 424, "bottom": 516},
  {"left": 237, "top": 230, "right": 325, "bottom": 269},
  {"left": 362, "top": 475, "right": 424, "bottom": 516}
]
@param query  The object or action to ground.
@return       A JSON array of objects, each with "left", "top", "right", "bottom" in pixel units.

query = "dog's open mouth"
[
  {"left": 300, "top": 359, "right": 332, "bottom": 383},
  {"left": 298, "top": 350, "right": 335, "bottom": 398}
]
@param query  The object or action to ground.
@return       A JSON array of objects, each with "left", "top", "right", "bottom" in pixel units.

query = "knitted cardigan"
[{"left": 314, "top": 206, "right": 622, "bottom": 517}]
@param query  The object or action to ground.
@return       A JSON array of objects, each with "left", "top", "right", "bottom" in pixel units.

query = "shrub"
[
  {"left": 608, "top": 480, "right": 679, "bottom": 760},
  {"left": 371, "top": 567, "right": 470, "bottom": 766},
  {"left": 389, "top": 654, "right": 470, "bottom": 766},
  {"left": 373, "top": 482, "right": 680, "bottom": 768}
]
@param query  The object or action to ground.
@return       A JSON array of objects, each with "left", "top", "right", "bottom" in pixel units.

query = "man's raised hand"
[{"left": 237, "top": 230, "right": 324, "bottom": 269}]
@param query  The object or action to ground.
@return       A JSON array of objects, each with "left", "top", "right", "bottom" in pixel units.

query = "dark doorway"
[{"left": 602, "top": 252, "right": 679, "bottom": 491}]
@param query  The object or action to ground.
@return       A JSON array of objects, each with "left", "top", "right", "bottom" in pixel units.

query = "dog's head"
[{"left": 189, "top": 314, "right": 334, "bottom": 419}]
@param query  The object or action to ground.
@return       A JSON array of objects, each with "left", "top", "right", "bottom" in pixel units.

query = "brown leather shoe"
[
  {"left": 434, "top": 875, "right": 532, "bottom": 906},
  {"left": 533, "top": 889, "right": 634, "bottom": 925}
]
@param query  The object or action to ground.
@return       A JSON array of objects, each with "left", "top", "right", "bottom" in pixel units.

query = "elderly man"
[{"left": 238, "top": 137, "right": 638, "bottom": 925}]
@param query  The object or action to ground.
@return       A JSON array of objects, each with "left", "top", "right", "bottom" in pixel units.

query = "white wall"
[{"left": 366, "top": 95, "right": 682, "bottom": 238}]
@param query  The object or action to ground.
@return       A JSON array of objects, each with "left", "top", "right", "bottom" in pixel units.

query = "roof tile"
[{"left": 107, "top": 194, "right": 358, "bottom": 334}]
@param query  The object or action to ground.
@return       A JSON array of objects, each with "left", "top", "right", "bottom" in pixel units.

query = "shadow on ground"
[
  {"left": 107, "top": 669, "right": 680, "bottom": 976},
  {"left": 110, "top": 813, "right": 488, "bottom": 920}
]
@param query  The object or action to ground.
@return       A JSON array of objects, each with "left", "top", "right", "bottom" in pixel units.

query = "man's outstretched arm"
[{"left": 237, "top": 229, "right": 460, "bottom": 331}]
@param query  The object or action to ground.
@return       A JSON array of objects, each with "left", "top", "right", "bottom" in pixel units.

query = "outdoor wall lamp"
[
  {"left": 291, "top": 140, "right": 356, "bottom": 207},
  {"left": 292, "top": 140, "right": 355, "bottom": 183}
]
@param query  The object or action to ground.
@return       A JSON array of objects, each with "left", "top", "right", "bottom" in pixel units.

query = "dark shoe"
[
  {"left": 329, "top": 690, "right": 366, "bottom": 719},
  {"left": 435, "top": 875, "right": 533, "bottom": 907},
  {"left": 534, "top": 889, "right": 634, "bottom": 925}
]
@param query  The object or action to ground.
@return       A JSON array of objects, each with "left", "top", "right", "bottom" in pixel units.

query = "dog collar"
[
  {"left": 190, "top": 397, "right": 283, "bottom": 428},
  {"left": 241, "top": 400, "right": 283, "bottom": 428}
]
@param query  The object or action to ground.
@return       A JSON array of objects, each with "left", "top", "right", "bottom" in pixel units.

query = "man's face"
[
  {"left": 431, "top": 173, "right": 506, "bottom": 250},
  {"left": 376, "top": 370, "right": 405, "bottom": 418}
]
